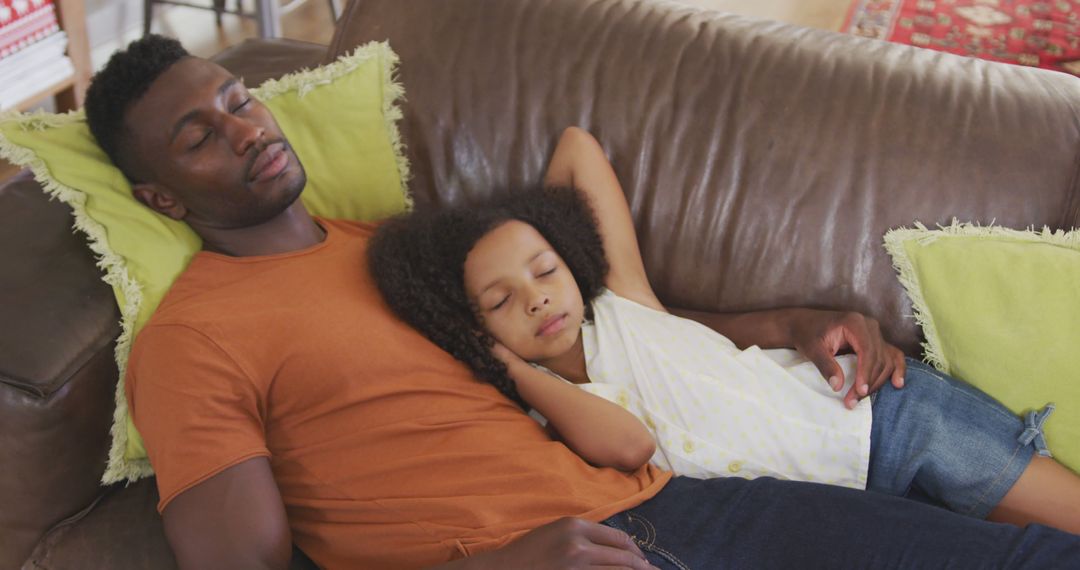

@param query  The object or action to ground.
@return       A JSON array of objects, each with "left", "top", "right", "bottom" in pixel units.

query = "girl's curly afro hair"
[{"left": 369, "top": 186, "right": 609, "bottom": 406}]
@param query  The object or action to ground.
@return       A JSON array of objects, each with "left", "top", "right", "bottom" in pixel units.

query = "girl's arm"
[
  {"left": 543, "top": 127, "right": 665, "bottom": 312},
  {"left": 542, "top": 127, "right": 905, "bottom": 408},
  {"left": 495, "top": 343, "right": 655, "bottom": 471}
]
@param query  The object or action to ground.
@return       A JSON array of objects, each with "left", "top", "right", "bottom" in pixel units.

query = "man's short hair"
[{"left": 84, "top": 34, "right": 189, "bottom": 182}]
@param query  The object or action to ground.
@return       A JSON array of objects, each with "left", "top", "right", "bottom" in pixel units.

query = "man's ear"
[{"left": 132, "top": 183, "right": 187, "bottom": 220}]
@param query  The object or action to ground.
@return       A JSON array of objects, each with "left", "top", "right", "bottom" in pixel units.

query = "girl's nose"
[{"left": 528, "top": 293, "right": 550, "bottom": 314}]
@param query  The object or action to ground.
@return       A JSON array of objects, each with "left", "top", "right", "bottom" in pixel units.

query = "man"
[{"left": 85, "top": 35, "right": 1080, "bottom": 569}]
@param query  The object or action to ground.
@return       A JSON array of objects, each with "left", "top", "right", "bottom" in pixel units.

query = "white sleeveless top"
[{"left": 564, "top": 289, "right": 873, "bottom": 489}]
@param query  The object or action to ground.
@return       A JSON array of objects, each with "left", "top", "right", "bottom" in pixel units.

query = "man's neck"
[{"left": 197, "top": 202, "right": 327, "bottom": 257}]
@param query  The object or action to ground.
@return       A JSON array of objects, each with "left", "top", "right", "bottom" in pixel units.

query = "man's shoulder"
[{"left": 146, "top": 256, "right": 246, "bottom": 329}]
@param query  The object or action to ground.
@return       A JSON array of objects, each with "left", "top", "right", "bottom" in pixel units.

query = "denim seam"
[
  {"left": 642, "top": 542, "right": 694, "bottom": 570},
  {"left": 628, "top": 512, "right": 656, "bottom": 543},
  {"left": 626, "top": 512, "right": 693, "bottom": 570},
  {"left": 902, "top": 362, "right": 1027, "bottom": 517},
  {"left": 963, "top": 440, "right": 1023, "bottom": 517},
  {"left": 932, "top": 371, "right": 1018, "bottom": 424}
]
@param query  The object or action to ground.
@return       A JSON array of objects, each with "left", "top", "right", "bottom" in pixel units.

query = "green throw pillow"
[
  {"left": 0, "top": 41, "right": 411, "bottom": 484},
  {"left": 884, "top": 222, "right": 1080, "bottom": 474}
]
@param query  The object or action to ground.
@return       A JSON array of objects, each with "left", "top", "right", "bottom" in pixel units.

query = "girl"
[{"left": 369, "top": 127, "right": 1080, "bottom": 533}]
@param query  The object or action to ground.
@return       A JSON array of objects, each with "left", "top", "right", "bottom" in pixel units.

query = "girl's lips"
[{"left": 536, "top": 314, "right": 567, "bottom": 337}]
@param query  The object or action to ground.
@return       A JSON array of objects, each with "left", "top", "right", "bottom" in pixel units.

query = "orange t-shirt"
[{"left": 126, "top": 218, "right": 670, "bottom": 569}]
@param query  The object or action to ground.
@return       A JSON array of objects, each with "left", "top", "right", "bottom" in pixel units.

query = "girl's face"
[{"left": 464, "top": 220, "right": 586, "bottom": 365}]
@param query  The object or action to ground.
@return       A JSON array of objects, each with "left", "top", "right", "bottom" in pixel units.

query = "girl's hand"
[
  {"left": 496, "top": 340, "right": 656, "bottom": 471},
  {"left": 491, "top": 340, "right": 527, "bottom": 370}
]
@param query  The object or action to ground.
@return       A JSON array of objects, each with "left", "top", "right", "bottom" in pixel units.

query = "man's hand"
[
  {"left": 438, "top": 517, "right": 658, "bottom": 570},
  {"left": 789, "top": 310, "right": 906, "bottom": 409},
  {"left": 669, "top": 306, "right": 907, "bottom": 409}
]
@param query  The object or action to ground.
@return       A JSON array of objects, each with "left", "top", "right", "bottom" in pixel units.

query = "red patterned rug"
[{"left": 842, "top": 0, "right": 1080, "bottom": 76}]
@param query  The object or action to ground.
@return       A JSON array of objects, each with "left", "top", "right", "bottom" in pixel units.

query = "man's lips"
[
  {"left": 536, "top": 314, "right": 568, "bottom": 337},
  {"left": 248, "top": 143, "right": 288, "bottom": 183}
]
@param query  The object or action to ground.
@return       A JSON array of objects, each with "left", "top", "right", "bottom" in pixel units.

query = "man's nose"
[{"left": 222, "top": 113, "right": 265, "bottom": 155}]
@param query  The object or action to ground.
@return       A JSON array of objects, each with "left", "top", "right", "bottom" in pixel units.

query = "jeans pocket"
[{"left": 604, "top": 512, "right": 694, "bottom": 570}]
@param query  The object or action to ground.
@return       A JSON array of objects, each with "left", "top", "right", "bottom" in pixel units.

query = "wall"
[{"left": 86, "top": 0, "right": 142, "bottom": 69}]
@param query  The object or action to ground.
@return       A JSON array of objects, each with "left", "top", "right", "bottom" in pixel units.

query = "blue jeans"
[
  {"left": 868, "top": 359, "right": 1040, "bottom": 518},
  {"left": 603, "top": 475, "right": 1080, "bottom": 569}
]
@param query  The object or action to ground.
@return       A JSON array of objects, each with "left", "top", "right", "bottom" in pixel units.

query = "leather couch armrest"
[
  {"left": 4, "top": 37, "right": 329, "bottom": 570},
  {"left": 22, "top": 478, "right": 318, "bottom": 570},
  {"left": 1, "top": 173, "right": 120, "bottom": 569}
]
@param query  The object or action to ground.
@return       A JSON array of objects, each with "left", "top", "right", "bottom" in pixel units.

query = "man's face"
[{"left": 125, "top": 57, "right": 307, "bottom": 229}]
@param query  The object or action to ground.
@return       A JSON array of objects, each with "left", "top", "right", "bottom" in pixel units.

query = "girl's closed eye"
[
  {"left": 490, "top": 294, "right": 510, "bottom": 311},
  {"left": 537, "top": 267, "right": 557, "bottom": 278}
]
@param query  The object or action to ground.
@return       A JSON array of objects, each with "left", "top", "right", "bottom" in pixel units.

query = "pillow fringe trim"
[
  {"left": 0, "top": 108, "right": 154, "bottom": 483},
  {"left": 0, "top": 40, "right": 413, "bottom": 485},
  {"left": 883, "top": 219, "right": 1080, "bottom": 376},
  {"left": 377, "top": 44, "right": 413, "bottom": 210}
]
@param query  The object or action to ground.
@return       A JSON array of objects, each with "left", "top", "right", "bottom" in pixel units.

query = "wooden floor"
[
  {"left": 683, "top": 0, "right": 849, "bottom": 31},
  {"left": 93, "top": 0, "right": 339, "bottom": 66}
]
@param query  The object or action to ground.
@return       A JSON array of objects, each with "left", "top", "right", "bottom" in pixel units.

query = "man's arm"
[
  {"left": 671, "top": 306, "right": 906, "bottom": 409},
  {"left": 162, "top": 457, "right": 292, "bottom": 570},
  {"left": 165, "top": 461, "right": 656, "bottom": 570}
]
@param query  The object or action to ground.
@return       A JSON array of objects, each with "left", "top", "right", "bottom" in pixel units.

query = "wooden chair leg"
[
  {"left": 143, "top": 0, "right": 154, "bottom": 36},
  {"left": 255, "top": 0, "right": 282, "bottom": 37},
  {"left": 213, "top": 0, "right": 225, "bottom": 26}
]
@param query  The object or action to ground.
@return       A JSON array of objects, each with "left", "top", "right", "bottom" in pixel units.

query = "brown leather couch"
[{"left": 4, "top": 0, "right": 1079, "bottom": 567}]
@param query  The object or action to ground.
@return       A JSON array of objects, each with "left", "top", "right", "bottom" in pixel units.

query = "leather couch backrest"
[{"left": 329, "top": 0, "right": 1080, "bottom": 355}]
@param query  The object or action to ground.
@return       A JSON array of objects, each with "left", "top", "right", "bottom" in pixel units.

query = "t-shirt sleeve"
[{"left": 127, "top": 323, "right": 271, "bottom": 513}]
